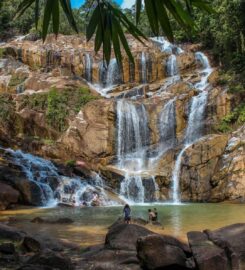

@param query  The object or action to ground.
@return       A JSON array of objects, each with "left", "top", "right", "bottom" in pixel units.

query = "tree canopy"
[{"left": 15, "top": 0, "right": 213, "bottom": 65}]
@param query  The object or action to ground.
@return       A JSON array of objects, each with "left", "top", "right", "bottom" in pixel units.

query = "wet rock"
[
  {"left": 137, "top": 234, "right": 193, "bottom": 270},
  {"left": 105, "top": 223, "right": 154, "bottom": 251},
  {"left": 27, "top": 249, "right": 74, "bottom": 270},
  {"left": 31, "top": 217, "right": 74, "bottom": 224},
  {"left": 0, "top": 243, "right": 15, "bottom": 254},
  {"left": 0, "top": 182, "right": 20, "bottom": 210},
  {"left": 0, "top": 224, "right": 25, "bottom": 241},
  {"left": 187, "top": 231, "right": 229, "bottom": 270},
  {"left": 0, "top": 163, "right": 45, "bottom": 206}
]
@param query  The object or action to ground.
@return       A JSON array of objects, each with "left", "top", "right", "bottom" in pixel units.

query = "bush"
[
  {"left": 18, "top": 87, "right": 97, "bottom": 132},
  {"left": 218, "top": 104, "right": 245, "bottom": 132},
  {"left": 0, "top": 94, "right": 15, "bottom": 123},
  {"left": 66, "top": 160, "right": 76, "bottom": 167}
]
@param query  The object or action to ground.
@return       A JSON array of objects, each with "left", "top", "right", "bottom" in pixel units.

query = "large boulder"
[
  {"left": 187, "top": 231, "right": 229, "bottom": 270},
  {"left": 137, "top": 234, "right": 193, "bottom": 270},
  {"left": 205, "top": 223, "right": 245, "bottom": 270},
  {"left": 105, "top": 224, "right": 154, "bottom": 251},
  {"left": 27, "top": 249, "right": 74, "bottom": 270},
  {"left": 0, "top": 182, "right": 20, "bottom": 210},
  {"left": 0, "top": 160, "right": 45, "bottom": 206},
  {"left": 0, "top": 224, "right": 25, "bottom": 241}
]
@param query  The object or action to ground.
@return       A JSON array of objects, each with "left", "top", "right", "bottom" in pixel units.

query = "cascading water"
[
  {"left": 84, "top": 53, "right": 93, "bottom": 82},
  {"left": 117, "top": 99, "right": 150, "bottom": 170},
  {"left": 3, "top": 148, "right": 118, "bottom": 207},
  {"left": 92, "top": 59, "right": 122, "bottom": 97},
  {"left": 100, "top": 59, "right": 122, "bottom": 89},
  {"left": 149, "top": 98, "right": 176, "bottom": 166},
  {"left": 151, "top": 36, "right": 183, "bottom": 55},
  {"left": 167, "top": 54, "right": 179, "bottom": 77},
  {"left": 141, "top": 52, "right": 147, "bottom": 83},
  {"left": 171, "top": 52, "right": 213, "bottom": 203},
  {"left": 116, "top": 99, "right": 160, "bottom": 203}
]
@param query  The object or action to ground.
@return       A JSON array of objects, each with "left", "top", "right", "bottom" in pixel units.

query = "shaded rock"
[
  {"left": 105, "top": 224, "right": 154, "bottom": 251},
  {"left": 22, "top": 236, "right": 41, "bottom": 253},
  {"left": 81, "top": 249, "right": 141, "bottom": 270},
  {"left": 0, "top": 182, "right": 20, "bottom": 210},
  {"left": 17, "top": 265, "right": 54, "bottom": 270},
  {"left": 0, "top": 224, "right": 25, "bottom": 241},
  {"left": 137, "top": 234, "right": 193, "bottom": 270},
  {"left": 187, "top": 231, "right": 229, "bottom": 270},
  {"left": 27, "top": 249, "right": 74, "bottom": 270},
  {"left": 205, "top": 223, "right": 245, "bottom": 270},
  {"left": 0, "top": 243, "right": 15, "bottom": 254}
]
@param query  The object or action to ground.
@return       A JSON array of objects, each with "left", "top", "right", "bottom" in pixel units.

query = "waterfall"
[
  {"left": 171, "top": 52, "right": 213, "bottom": 203},
  {"left": 150, "top": 36, "right": 183, "bottom": 55},
  {"left": 120, "top": 174, "right": 145, "bottom": 203},
  {"left": 84, "top": 53, "right": 92, "bottom": 82},
  {"left": 2, "top": 148, "right": 118, "bottom": 207},
  {"left": 117, "top": 99, "right": 150, "bottom": 170},
  {"left": 167, "top": 54, "right": 178, "bottom": 77},
  {"left": 195, "top": 52, "right": 213, "bottom": 91},
  {"left": 99, "top": 59, "right": 122, "bottom": 89},
  {"left": 141, "top": 52, "right": 147, "bottom": 83},
  {"left": 116, "top": 99, "right": 161, "bottom": 203},
  {"left": 149, "top": 98, "right": 176, "bottom": 166}
]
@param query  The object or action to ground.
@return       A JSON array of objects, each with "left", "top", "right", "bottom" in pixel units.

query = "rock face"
[
  {"left": 0, "top": 35, "right": 244, "bottom": 204},
  {"left": 211, "top": 126, "right": 245, "bottom": 202},
  {"left": 0, "top": 182, "right": 20, "bottom": 210},
  {"left": 60, "top": 99, "right": 115, "bottom": 163},
  {"left": 180, "top": 134, "right": 229, "bottom": 202}
]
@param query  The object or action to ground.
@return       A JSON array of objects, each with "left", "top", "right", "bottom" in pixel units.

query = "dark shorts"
[{"left": 124, "top": 216, "right": 131, "bottom": 222}]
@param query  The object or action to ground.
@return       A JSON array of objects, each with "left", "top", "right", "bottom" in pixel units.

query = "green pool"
[{"left": 1, "top": 203, "right": 244, "bottom": 247}]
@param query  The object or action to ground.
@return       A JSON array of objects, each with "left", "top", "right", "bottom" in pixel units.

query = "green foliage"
[
  {"left": 46, "top": 88, "right": 68, "bottom": 132},
  {"left": 66, "top": 159, "right": 76, "bottom": 167},
  {"left": 218, "top": 104, "right": 245, "bottom": 133},
  {"left": 16, "top": 0, "right": 212, "bottom": 65},
  {"left": 8, "top": 74, "right": 28, "bottom": 87},
  {"left": 0, "top": 48, "right": 6, "bottom": 58},
  {"left": 0, "top": 0, "right": 36, "bottom": 40},
  {"left": 42, "top": 138, "right": 55, "bottom": 145},
  {"left": 0, "top": 94, "right": 15, "bottom": 123},
  {"left": 19, "top": 87, "right": 97, "bottom": 132},
  {"left": 171, "top": 0, "right": 245, "bottom": 81}
]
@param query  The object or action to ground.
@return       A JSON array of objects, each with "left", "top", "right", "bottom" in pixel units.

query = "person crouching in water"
[
  {"left": 123, "top": 204, "right": 131, "bottom": 224},
  {"left": 148, "top": 209, "right": 156, "bottom": 223}
]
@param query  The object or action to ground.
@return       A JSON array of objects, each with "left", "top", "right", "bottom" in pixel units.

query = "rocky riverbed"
[{"left": 0, "top": 217, "right": 244, "bottom": 270}]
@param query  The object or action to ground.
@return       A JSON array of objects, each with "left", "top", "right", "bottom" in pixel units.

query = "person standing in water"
[
  {"left": 123, "top": 204, "right": 131, "bottom": 224},
  {"left": 148, "top": 209, "right": 156, "bottom": 223},
  {"left": 153, "top": 208, "right": 158, "bottom": 221}
]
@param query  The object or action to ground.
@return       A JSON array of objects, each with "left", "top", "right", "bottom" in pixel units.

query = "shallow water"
[{"left": 1, "top": 203, "right": 244, "bottom": 246}]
